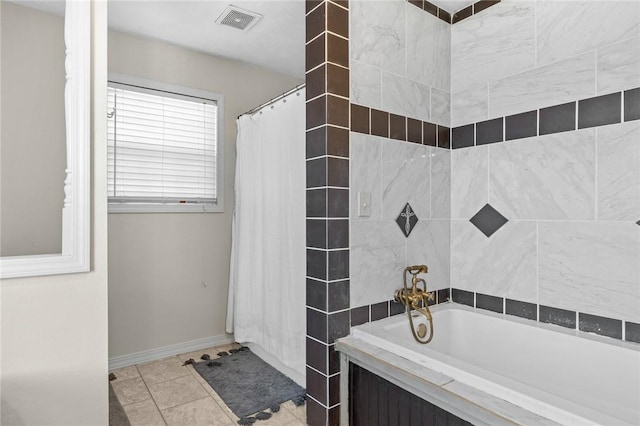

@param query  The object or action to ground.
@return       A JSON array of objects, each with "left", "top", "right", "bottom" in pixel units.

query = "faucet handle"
[{"left": 407, "top": 265, "right": 428, "bottom": 275}]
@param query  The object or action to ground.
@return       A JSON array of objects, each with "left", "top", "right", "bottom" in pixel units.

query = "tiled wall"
[
  {"left": 348, "top": 0, "right": 452, "bottom": 325},
  {"left": 306, "top": 1, "right": 639, "bottom": 424},
  {"left": 450, "top": 1, "right": 640, "bottom": 338},
  {"left": 350, "top": 0, "right": 451, "bottom": 126},
  {"left": 451, "top": 0, "right": 640, "bottom": 126},
  {"left": 305, "top": 1, "right": 350, "bottom": 425}
]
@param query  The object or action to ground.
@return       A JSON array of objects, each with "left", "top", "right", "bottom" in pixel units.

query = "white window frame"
[{"left": 107, "top": 74, "right": 224, "bottom": 214}]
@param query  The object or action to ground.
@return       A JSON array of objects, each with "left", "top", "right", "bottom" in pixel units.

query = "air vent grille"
[{"left": 217, "top": 6, "right": 262, "bottom": 31}]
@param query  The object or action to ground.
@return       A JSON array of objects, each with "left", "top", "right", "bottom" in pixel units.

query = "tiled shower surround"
[{"left": 306, "top": 0, "right": 640, "bottom": 425}]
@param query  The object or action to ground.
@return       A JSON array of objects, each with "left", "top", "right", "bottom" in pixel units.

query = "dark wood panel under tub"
[{"left": 350, "top": 363, "right": 474, "bottom": 426}]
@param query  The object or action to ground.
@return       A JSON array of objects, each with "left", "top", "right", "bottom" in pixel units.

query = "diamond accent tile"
[
  {"left": 470, "top": 204, "right": 508, "bottom": 237},
  {"left": 636, "top": 219, "right": 640, "bottom": 226},
  {"left": 396, "top": 203, "right": 419, "bottom": 237}
]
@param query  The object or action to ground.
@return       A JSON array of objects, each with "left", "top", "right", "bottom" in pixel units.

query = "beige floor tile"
[
  {"left": 138, "top": 357, "right": 192, "bottom": 385},
  {"left": 147, "top": 374, "right": 209, "bottom": 410},
  {"left": 282, "top": 400, "right": 307, "bottom": 423},
  {"left": 123, "top": 399, "right": 166, "bottom": 426},
  {"left": 283, "top": 419, "right": 307, "bottom": 426},
  {"left": 111, "top": 365, "right": 141, "bottom": 383},
  {"left": 161, "top": 397, "right": 235, "bottom": 426},
  {"left": 247, "top": 407, "right": 299, "bottom": 426},
  {"left": 197, "top": 383, "right": 239, "bottom": 421},
  {"left": 112, "top": 377, "right": 152, "bottom": 406}
]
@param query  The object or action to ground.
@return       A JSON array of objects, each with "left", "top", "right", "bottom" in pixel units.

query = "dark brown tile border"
[
  {"left": 327, "top": 1, "right": 349, "bottom": 38},
  {"left": 407, "top": 118, "right": 422, "bottom": 144},
  {"left": 452, "top": 5, "right": 472, "bottom": 24},
  {"left": 424, "top": 122, "right": 437, "bottom": 146},
  {"left": 305, "top": 2, "right": 351, "bottom": 424},
  {"left": 370, "top": 108, "right": 389, "bottom": 138},
  {"left": 352, "top": 289, "right": 638, "bottom": 344},
  {"left": 350, "top": 102, "right": 450, "bottom": 150},
  {"left": 350, "top": 104, "right": 369, "bottom": 134},
  {"left": 306, "top": 3, "right": 325, "bottom": 43},
  {"left": 389, "top": 114, "right": 407, "bottom": 141},
  {"left": 327, "top": 63, "right": 349, "bottom": 98},
  {"left": 445, "top": 87, "right": 640, "bottom": 149},
  {"left": 350, "top": 292, "right": 450, "bottom": 327},
  {"left": 448, "top": 289, "right": 635, "bottom": 343},
  {"left": 406, "top": 0, "right": 501, "bottom": 25}
]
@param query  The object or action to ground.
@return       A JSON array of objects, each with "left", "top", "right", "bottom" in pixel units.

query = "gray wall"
[
  {"left": 107, "top": 30, "right": 303, "bottom": 359},
  {"left": 0, "top": 3, "right": 65, "bottom": 256},
  {"left": 1, "top": 2, "right": 109, "bottom": 424}
]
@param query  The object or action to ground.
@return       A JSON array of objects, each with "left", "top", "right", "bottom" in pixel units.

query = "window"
[{"left": 107, "top": 77, "right": 224, "bottom": 213}]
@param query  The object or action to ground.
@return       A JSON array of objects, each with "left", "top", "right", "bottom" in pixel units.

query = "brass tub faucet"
[{"left": 394, "top": 265, "right": 434, "bottom": 344}]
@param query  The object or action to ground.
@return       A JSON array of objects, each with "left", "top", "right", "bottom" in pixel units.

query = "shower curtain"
[{"left": 226, "top": 87, "right": 306, "bottom": 377}]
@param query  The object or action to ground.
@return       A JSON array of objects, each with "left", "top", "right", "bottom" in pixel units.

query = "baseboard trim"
[{"left": 109, "top": 334, "right": 234, "bottom": 371}]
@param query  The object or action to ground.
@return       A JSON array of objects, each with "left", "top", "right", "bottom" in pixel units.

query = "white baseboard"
[{"left": 109, "top": 334, "right": 235, "bottom": 371}]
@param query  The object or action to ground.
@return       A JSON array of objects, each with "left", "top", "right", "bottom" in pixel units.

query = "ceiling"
[{"left": 16, "top": 0, "right": 477, "bottom": 80}]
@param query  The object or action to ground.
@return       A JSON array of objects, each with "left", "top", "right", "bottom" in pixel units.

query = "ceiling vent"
[{"left": 216, "top": 5, "right": 262, "bottom": 31}]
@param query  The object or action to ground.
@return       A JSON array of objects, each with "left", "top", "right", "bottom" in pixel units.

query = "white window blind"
[{"left": 107, "top": 83, "right": 218, "bottom": 207}]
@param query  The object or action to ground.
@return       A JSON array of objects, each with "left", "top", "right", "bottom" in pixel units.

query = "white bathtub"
[{"left": 339, "top": 303, "right": 640, "bottom": 425}]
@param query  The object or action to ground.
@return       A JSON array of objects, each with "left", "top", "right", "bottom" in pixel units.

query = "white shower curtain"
[{"left": 226, "top": 87, "right": 306, "bottom": 378}]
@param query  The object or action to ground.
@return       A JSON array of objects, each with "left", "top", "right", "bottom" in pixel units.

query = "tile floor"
[{"left": 111, "top": 343, "right": 307, "bottom": 426}]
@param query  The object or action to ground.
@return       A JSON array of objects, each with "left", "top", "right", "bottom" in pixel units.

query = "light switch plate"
[{"left": 358, "top": 192, "right": 371, "bottom": 217}]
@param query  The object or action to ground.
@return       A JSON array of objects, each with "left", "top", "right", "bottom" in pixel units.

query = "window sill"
[{"left": 108, "top": 203, "right": 223, "bottom": 214}]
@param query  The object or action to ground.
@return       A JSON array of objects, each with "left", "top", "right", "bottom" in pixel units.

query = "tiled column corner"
[{"left": 305, "top": 1, "right": 350, "bottom": 425}]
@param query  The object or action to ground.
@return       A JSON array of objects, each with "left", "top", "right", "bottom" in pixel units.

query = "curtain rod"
[{"left": 238, "top": 83, "right": 306, "bottom": 118}]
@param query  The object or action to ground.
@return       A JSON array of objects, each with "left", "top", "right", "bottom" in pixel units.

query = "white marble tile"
[
  {"left": 597, "top": 36, "right": 640, "bottom": 95},
  {"left": 451, "top": 145, "right": 488, "bottom": 219},
  {"left": 430, "top": 88, "right": 450, "bottom": 127},
  {"left": 350, "top": 0, "right": 406, "bottom": 76},
  {"left": 442, "top": 381, "right": 561, "bottom": 426},
  {"left": 381, "top": 139, "right": 431, "bottom": 220},
  {"left": 431, "top": 148, "right": 451, "bottom": 219},
  {"left": 489, "top": 130, "right": 596, "bottom": 220},
  {"left": 350, "top": 132, "right": 382, "bottom": 220},
  {"left": 350, "top": 59, "right": 381, "bottom": 109},
  {"left": 537, "top": 0, "right": 640, "bottom": 67},
  {"left": 451, "top": 83, "right": 488, "bottom": 127},
  {"left": 406, "top": 220, "right": 450, "bottom": 291},
  {"left": 539, "top": 221, "right": 640, "bottom": 322},
  {"left": 489, "top": 52, "right": 595, "bottom": 118},
  {"left": 406, "top": 3, "right": 450, "bottom": 91},
  {"left": 597, "top": 121, "right": 640, "bottom": 221},
  {"left": 451, "top": 1, "right": 535, "bottom": 93},
  {"left": 451, "top": 219, "right": 537, "bottom": 303},
  {"left": 350, "top": 220, "right": 406, "bottom": 307},
  {"left": 381, "top": 72, "right": 431, "bottom": 122}
]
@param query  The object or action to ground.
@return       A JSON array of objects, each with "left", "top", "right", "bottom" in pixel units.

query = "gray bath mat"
[{"left": 193, "top": 347, "right": 305, "bottom": 423}]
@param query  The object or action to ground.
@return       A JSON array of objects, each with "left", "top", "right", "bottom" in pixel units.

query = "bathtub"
[{"left": 336, "top": 303, "right": 640, "bottom": 425}]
